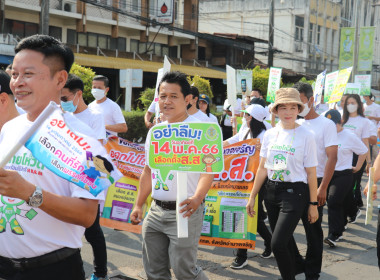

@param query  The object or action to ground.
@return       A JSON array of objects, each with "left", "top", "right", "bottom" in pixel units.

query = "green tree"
[
  {"left": 69, "top": 63, "right": 96, "bottom": 104},
  {"left": 139, "top": 87, "right": 155, "bottom": 110},
  {"left": 187, "top": 75, "right": 213, "bottom": 99}
]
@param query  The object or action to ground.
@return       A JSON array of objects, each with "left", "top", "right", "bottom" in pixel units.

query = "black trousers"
[
  {"left": 0, "top": 250, "right": 85, "bottom": 280},
  {"left": 327, "top": 169, "right": 353, "bottom": 236},
  {"left": 264, "top": 180, "right": 308, "bottom": 280},
  {"left": 236, "top": 187, "right": 272, "bottom": 258},
  {"left": 352, "top": 154, "right": 366, "bottom": 207},
  {"left": 221, "top": 125, "right": 233, "bottom": 141},
  {"left": 84, "top": 205, "right": 108, "bottom": 277}
]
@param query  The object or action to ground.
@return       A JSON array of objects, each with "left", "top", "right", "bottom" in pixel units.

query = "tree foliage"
[
  {"left": 187, "top": 75, "right": 213, "bottom": 99},
  {"left": 138, "top": 87, "right": 155, "bottom": 110},
  {"left": 69, "top": 63, "right": 96, "bottom": 104}
]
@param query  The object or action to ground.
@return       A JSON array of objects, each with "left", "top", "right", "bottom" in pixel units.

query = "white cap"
[{"left": 241, "top": 104, "right": 267, "bottom": 122}]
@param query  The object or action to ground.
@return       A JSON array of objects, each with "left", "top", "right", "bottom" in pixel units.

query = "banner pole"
[{"left": 177, "top": 172, "right": 188, "bottom": 238}]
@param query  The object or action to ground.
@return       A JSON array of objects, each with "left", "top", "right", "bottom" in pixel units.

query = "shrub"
[
  {"left": 119, "top": 110, "right": 148, "bottom": 142},
  {"left": 70, "top": 63, "right": 96, "bottom": 104},
  {"left": 188, "top": 75, "right": 213, "bottom": 98},
  {"left": 139, "top": 87, "right": 155, "bottom": 110}
]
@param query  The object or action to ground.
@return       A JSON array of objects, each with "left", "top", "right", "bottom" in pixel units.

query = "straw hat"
[{"left": 271, "top": 88, "right": 305, "bottom": 113}]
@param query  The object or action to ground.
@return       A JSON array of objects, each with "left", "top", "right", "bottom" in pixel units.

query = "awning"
[
  {"left": 74, "top": 53, "right": 226, "bottom": 79},
  {"left": 0, "top": 54, "right": 13, "bottom": 65}
]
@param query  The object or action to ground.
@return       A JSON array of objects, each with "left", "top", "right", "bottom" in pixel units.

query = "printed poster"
[
  {"left": 236, "top": 70, "right": 253, "bottom": 95},
  {"left": 327, "top": 67, "right": 353, "bottom": 104},
  {"left": 358, "top": 27, "right": 375, "bottom": 72},
  {"left": 314, "top": 70, "right": 326, "bottom": 108},
  {"left": 148, "top": 123, "right": 224, "bottom": 181},
  {"left": 354, "top": 75, "right": 372, "bottom": 96},
  {"left": 266, "top": 67, "right": 282, "bottom": 103},
  {"left": 24, "top": 105, "right": 122, "bottom": 197},
  {"left": 339, "top": 27, "right": 355, "bottom": 69},
  {"left": 199, "top": 139, "right": 260, "bottom": 249},
  {"left": 100, "top": 137, "right": 150, "bottom": 233},
  {"left": 343, "top": 83, "right": 361, "bottom": 95},
  {"left": 324, "top": 71, "right": 339, "bottom": 103},
  {"left": 156, "top": 0, "right": 174, "bottom": 24}
]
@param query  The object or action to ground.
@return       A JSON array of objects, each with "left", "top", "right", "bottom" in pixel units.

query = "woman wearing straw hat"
[{"left": 246, "top": 88, "right": 319, "bottom": 280}]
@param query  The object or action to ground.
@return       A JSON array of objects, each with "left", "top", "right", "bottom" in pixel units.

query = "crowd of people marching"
[{"left": 0, "top": 34, "right": 379, "bottom": 280}]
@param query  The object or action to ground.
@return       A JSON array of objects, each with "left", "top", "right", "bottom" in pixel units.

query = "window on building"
[
  {"left": 198, "top": 46, "right": 206, "bottom": 60},
  {"left": 154, "top": 43, "right": 162, "bottom": 56},
  {"left": 119, "top": 0, "right": 126, "bottom": 10},
  {"left": 49, "top": 26, "right": 62, "bottom": 40},
  {"left": 98, "top": 34, "right": 108, "bottom": 49},
  {"left": 139, "top": 42, "right": 147, "bottom": 53},
  {"left": 78, "top": 33, "right": 87, "bottom": 46},
  {"left": 174, "top": 0, "right": 179, "bottom": 21},
  {"left": 162, "top": 46, "right": 169, "bottom": 57},
  {"left": 98, "top": 0, "right": 111, "bottom": 5},
  {"left": 169, "top": 46, "right": 178, "bottom": 58},
  {"left": 149, "top": 0, "right": 156, "bottom": 17},
  {"left": 295, "top": 16, "right": 304, "bottom": 42},
  {"left": 132, "top": 0, "right": 139, "bottom": 12},
  {"left": 88, "top": 33, "right": 97, "bottom": 48},
  {"left": 317, "top": 25, "right": 321, "bottom": 45},
  {"left": 130, "top": 39, "right": 139, "bottom": 52},
  {"left": 4, "top": 19, "right": 38, "bottom": 40},
  {"left": 191, "top": 4, "right": 196, "bottom": 19},
  {"left": 67, "top": 29, "right": 77, "bottom": 45},
  {"left": 309, "top": 23, "right": 313, "bottom": 43}
]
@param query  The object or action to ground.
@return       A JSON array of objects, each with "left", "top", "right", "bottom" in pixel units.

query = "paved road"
[{"left": 81, "top": 176, "right": 380, "bottom": 280}]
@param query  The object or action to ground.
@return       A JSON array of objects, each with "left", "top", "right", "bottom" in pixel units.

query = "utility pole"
[
  {"left": 268, "top": 0, "right": 274, "bottom": 67},
  {"left": 39, "top": 0, "right": 50, "bottom": 35},
  {"left": 0, "top": 0, "right": 4, "bottom": 34},
  {"left": 352, "top": 0, "right": 361, "bottom": 80}
]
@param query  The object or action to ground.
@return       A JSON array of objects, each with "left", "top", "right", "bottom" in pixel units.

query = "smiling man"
[
  {"left": 0, "top": 35, "right": 99, "bottom": 280},
  {"left": 131, "top": 71, "right": 213, "bottom": 280}
]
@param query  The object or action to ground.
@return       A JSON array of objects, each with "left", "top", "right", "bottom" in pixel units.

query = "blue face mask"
[{"left": 61, "top": 100, "right": 78, "bottom": 112}]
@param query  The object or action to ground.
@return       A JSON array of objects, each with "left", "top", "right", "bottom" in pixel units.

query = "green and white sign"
[
  {"left": 266, "top": 67, "right": 282, "bottom": 103},
  {"left": 324, "top": 71, "right": 339, "bottom": 103},
  {"left": 354, "top": 75, "right": 372, "bottom": 96},
  {"left": 344, "top": 83, "right": 361, "bottom": 95},
  {"left": 148, "top": 122, "right": 224, "bottom": 181},
  {"left": 358, "top": 27, "right": 375, "bottom": 72},
  {"left": 339, "top": 27, "right": 355, "bottom": 70}
]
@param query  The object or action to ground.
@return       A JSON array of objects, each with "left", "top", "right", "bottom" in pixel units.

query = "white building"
[{"left": 199, "top": 0, "right": 380, "bottom": 89}]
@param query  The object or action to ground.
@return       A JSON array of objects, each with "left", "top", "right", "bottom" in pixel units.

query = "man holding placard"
[
  {"left": 131, "top": 72, "right": 214, "bottom": 280},
  {"left": 0, "top": 35, "right": 99, "bottom": 279}
]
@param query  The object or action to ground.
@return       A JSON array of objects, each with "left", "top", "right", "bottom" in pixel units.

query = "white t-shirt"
[
  {"left": 0, "top": 114, "right": 101, "bottom": 259},
  {"left": 297, "top": 116, "right": 338, "bottom": 178},
  {"left": 261, "top": 125, "right": 318, "bottom": 183},
  {"left": 73, "top": 108, "right": 106, "bottom": 141},
  {"left": 343, "top": 116, "right": 371, "bottom": 139},
  {"left": 335, "top": 129, "right": 368, "bottom": 171},
  {"left": 145, "top": 115, "right": 201, "bottom": 201},
  {"left": 208, "top": 113, "right": 218, "bottom": 124},
  {"left": 364, "top": 102, "right": 380, "bottom": 126},
  {"left": 148, "top": 101, "right": 157, "bottom": 113},
  {"left": 191, "top": 109, "right": 212, "bottom": 122},
  {"left": 15, "top": 103, "right": 25, "bottom": 115},
  {"left": 89, "top": 98, "right": 126, "bottom": 136},
  {"left": 369, "top": 120, "right": 377, "bottom": 137}
]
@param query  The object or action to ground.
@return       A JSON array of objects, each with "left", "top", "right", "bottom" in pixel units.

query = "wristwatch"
[
  {"left": 28, "top": 185, "right": 43, "bottom": 208},
  {"left": 309, "top": 201, "right": 318, "bottom": 206}
]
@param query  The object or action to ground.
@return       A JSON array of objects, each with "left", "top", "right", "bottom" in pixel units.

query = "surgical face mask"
[
  {"left": 91, "top": 88, "right": 106, "bottom": 100},
  {"left": 298, "top": 102, "right": 311, "bottom": 117},
  {"left": 61, "top": 100, "right": 78, "bottom": 112},
  {"left": 347, "top": 103, "right": 358, "bottom": 113}
]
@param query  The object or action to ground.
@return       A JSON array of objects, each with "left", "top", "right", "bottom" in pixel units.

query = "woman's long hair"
[
  {"left": 205, "top": 103, "right": 210, "bottom": 117},
  {"left": 249, "top": 117, "right": 266, "bottom": 138},
  {"left": 342, "top": 94, "right": 364, "bottom": 125}
]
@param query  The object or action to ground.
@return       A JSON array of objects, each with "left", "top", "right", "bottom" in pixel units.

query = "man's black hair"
[
  {"left": 190, "top": 86, "right": 200, "bottom": 109},
  {"left": 158, "top": 71, "right": 191, "bottom": 97},
  {"left": 293, "top": 82, "right": 313, "bottom": 99},
  {"left": 15, "top": 35, "right": 74, "bottom": 73},
  {"left": 0, "top": 70, "right": 13, "bottom": 95},
  {"left": 93, "top": 75, "right": 109, "bottom": 87},
  {"left": 64, "top": 74, "right": 84, "bottom": 92},
  {"left": 252, "top": 88, "right": 263, "bottom": 96},
  {"left": 250, "top": 97, "right": 266, "bottom": 107}
]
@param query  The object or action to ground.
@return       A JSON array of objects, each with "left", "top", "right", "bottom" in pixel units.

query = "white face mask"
[
  {"left": 347, "top": 104, "right": 358, "bottom": 113},
  {"left": 91, "top": 88, "right": 106, "bottom": 100},
  {"left": 298, "top": 102, "right": 311, "bottom": 117}
]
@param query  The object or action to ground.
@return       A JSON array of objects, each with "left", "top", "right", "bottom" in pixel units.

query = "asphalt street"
[{"left": 81, "top": 175, "right": 380, "bottom": 280}]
